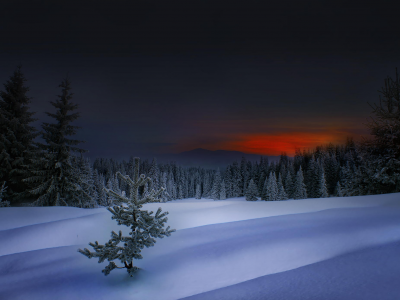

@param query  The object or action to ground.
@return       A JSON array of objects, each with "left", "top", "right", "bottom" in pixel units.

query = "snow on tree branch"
[{"left": 78, "top": 157, "right": 175, "bottom": 277}]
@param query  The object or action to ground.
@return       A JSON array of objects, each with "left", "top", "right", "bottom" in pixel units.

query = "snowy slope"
[{"left": 0, "top": 193, "right": 399, "bottom": 300}]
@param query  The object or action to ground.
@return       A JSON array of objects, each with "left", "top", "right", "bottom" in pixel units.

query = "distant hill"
[{"left": 139, "top": 148, "right": 281, "bottom": 169}]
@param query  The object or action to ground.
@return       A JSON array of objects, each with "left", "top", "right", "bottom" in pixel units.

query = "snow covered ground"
[{"left": 0, "top": 193, "right": 400, "bottom": 300}]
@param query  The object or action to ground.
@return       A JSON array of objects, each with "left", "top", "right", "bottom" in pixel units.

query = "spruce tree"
[
  {"left": 0, "top": 66, "right": 39, "bottom": 203},
  {"left": 195, "top": 183, "right": 201, "bottom": 199},
  {"left": 166, "top": 172, "right": 177, "bottom": 200},
  {"left": 160, "top": 172, "right": 169, "bottom": 202},
  {"left": 284, "top": 168, "right": 294, "bottom": 199},
  {"left": 202, "top": 172, "right": 211, "bottom": 198},
  {"left": 0, "top": 181, "right": 10, "bottom": 207},
  {"left": 318, "top": 171, "right": 329, "bottom": 198},
  {"left": 148, "top": 158, "right": 160, "bottom": 191},
  {"left": 23, "top": 77, "right": 89, "bottom": 206},
  {"left": 361, "top": 68, "right": 400, "bottom": 193},
  {"left": 245, "top": 179, "right": 258, "bottom": 201},
  {"left": 72, "top": 156, "right": 98, "bottom": 208},
  {"left": 177, "top": 167, "right": 185, "bottom": 199},
  {"left": 324, "top": 155, "right": 339, "bottom": 194},
  {"left": 335, "top": 181, "right": 343, "bottom": 197},
  {"left": 266, "top": 172, "right": 278, "bottom": 201},
  {"left": 293, "top": 166, "right": 307, "bottom": 199},
  {"left": 258, "top": 172, "right": 266, "bottom": 197},
  {"left": 106, "top": 178, "right": 116, "bottom": 206},
  {"left": 231, "top": 162, "right": 242, "bottom": 198},
  {"left": 211, "top": 169, "right": 222, "bottom": 200},
  {"left": 93, "top": 169, "right": 107, "bottom": 206},
  {"left": 224, "top": 166, "right": 233, "bottom": 198},
  {"left": 220, "top": 180, "right": 227, "bottom": 200},
  {"left": 78, "top": 157, "right": 175, "bottom": 277},
  {"left": 261, "top": 177, "right": 268, "bottom": 200},
  {"left": 277, "top": 173, "right": 288, "bottom": 200},
  {"left": 306, "top": 156, "right": 319, "bottom": 198}
]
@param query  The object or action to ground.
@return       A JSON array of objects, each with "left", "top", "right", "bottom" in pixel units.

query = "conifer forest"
[{"left": 1, "top": 66, "right": 399, "bottom": 208}]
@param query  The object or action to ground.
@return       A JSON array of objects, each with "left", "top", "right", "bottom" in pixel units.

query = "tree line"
[{"left": 0, "top": 66, "right": 399, "bottom": 207}]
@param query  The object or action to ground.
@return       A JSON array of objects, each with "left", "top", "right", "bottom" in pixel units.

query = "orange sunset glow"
[{"left": 199, "top": 132, "right": 357, "bottom": 156}]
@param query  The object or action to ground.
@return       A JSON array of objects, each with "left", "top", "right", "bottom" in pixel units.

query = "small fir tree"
[
  {"left": 78, "top": 157, "right": 175, "bottom": 277},
  {"left": 245, "top": 179, "right": 258, "bottom": 201}
]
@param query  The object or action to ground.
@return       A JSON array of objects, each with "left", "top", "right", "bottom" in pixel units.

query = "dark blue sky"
[{"left": 1, "top": 0, "right": 399, "bottom": 160}]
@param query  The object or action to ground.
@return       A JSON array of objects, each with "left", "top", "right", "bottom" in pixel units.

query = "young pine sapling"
[{"left": 78, "top": 157, "right": 175, "bottom": 277}]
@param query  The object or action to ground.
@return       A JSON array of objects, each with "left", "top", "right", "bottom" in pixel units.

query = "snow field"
[{"left": 0, "top": 193, "right": 399, "bottom": 299}]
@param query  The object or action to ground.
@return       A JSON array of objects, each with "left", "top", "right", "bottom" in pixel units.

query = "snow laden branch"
[{"left": 78, "top": 157, "right": 175, "bottom": 277}]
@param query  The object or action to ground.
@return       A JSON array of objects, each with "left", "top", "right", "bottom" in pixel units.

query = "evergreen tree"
[
  {"left": 231, "top": 162, "right": 242, "bottom": 197},
  {"left": 148, "top": 158, "right": 160, "bottom": 191},
  {"left": 220, "top": 180, "right": 227, "bottom": 200},
  {"left": 78, "top": 157, "right": 175, "bottom": 276},
  {"left": 293, "top": 166, "right": 307, "bottom": 199},
  {"left": 106, "top": 178, "right": 116, "bottom": 206},
  {"left": 202, "top": 172, "right": 211, "bottom": 198},
  {"left": 113, "top": 173, "right": 122, "bottom": 195},
  {"left": 261, "top": 177, "right": 268, "bottom": 200},
  {"left": 211, "top": 169, "right": 222, "bottom": 200},
  {"left": 166, "top": 172, "right": 177, "bottom": 200},
  {"left": 0, "top": 181, "right": 10, "bottom": 207},
  {"left": 284, "top": 168, "right": 295, "bottom": 199},
  {"left": 177, "top": 167, "right": 185, "bottom": 199},
  {"left": 258, "top": 172, "right": 266, "bottom": 197},
  {"left": 0, "top": 66, "right": 39, "bottom": 203},
  {"left": 240, "top": 157, "right": 247, "bottom": 195},
  {"left": 277, "top": 173, "right": 288, "bottom": 200},
  {"left": 159, "top": 172, "right": 169, "bottom": 202},
  {"left": 245, "top": 179, "right": 258, "bottom": 201},
  {"left": 324, "top": 155, "right": 340, "bottom": 194},
  {"left": 93, "top": 169, "right": 107, "bottom": 206},
  {"left": 72, "top": 156, "right": 98, "bottom": 208},
  {"left": 306, "top": 156, "right": 319, "bottom": 198},
  {"left": 23, "top": 77, "right": 89, "bottom": 206},
  {"left": 335, "top": 181, "right": 343, "bottom": 197},
  {"left": 361, "top": 68, "right": 400, "bottom": 193},
  {"left": 340, "top": 161, "right": 356, "bottom": 196},
  {"left": 265, "top": 172, "right": 278, "bottom": 201},
  {"left": 195, "top": 183, "right": 201, "bottom": 199},
  {"left": 188, "top": 174, "right": 195, "bottom": 198},
  {"left": 224, "top": 166, "right": 233, "bottom": 198},
  {"left": 318, "top": 171, "right": 329, "bottom": 198}
]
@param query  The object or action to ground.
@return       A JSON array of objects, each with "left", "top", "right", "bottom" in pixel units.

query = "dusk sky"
[{"left": 1, "top": 0, "right": 399, "bottom": 160}]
